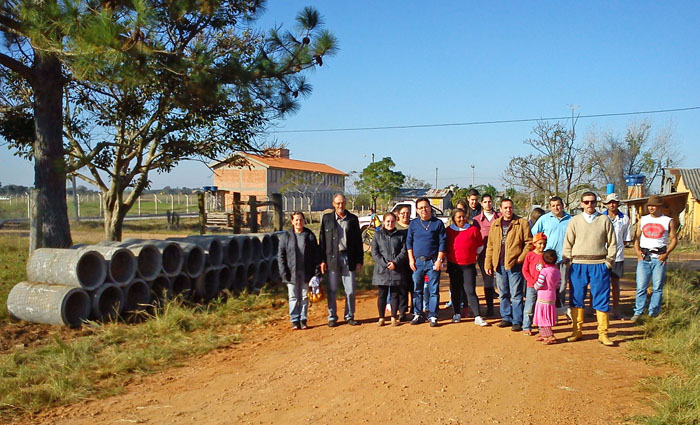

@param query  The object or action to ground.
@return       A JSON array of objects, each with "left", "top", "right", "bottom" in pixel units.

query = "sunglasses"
[{"left": 582, "top": 200, "right": 595, "bottom": 205}]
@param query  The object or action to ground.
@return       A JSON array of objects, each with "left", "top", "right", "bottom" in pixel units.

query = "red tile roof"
[{"left": 216, "top": 153, "right": 346, "bottom": 176}]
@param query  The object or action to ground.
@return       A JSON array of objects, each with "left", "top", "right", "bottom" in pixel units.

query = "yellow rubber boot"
[
  {"left": 567, "top": 307, "right": 584, "bottom": 342},
  {"left": 597, "top": 311, "right": 614, "bottom": 346}
]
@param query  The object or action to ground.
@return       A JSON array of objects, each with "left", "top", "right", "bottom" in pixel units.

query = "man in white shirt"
[
  {"left": 602, "top": 193, "right": 631, "bottom": 319},
  {"left": 630, "top": 195, "right": 677, "bottom": 322}
]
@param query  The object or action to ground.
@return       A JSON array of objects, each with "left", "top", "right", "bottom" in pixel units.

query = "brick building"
[{"left": 211, "top": 148, "right": 346, "bottom": 212}]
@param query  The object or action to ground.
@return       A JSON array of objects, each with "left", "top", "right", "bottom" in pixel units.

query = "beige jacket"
[{"left": 484, "top": 215, "right": 532, "bottom": 270}]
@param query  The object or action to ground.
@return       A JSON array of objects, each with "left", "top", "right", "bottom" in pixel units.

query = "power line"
[{"left": 272, "top": 106, "right": 700, "bottom": 134}]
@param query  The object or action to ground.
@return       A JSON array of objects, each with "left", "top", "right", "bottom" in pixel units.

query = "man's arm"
[
  {"left": 605, "top": 220, "right": 617, "bottom": 268},
  {"left": 658, "top": 219, "right": 678, "bottom": 264},
  {"left": 562, "top": 219, "right": 575, "bottom": 263},
  {"left": 484, "top": 224, "right": 495, "bottom": 275},
  {"left": 517, "top": 219, "right": 533, "bottom": 264},
  {"left": 634, "top": 223, "right": 643, "bottom": 261},
  {"left": 319, "top": 215, "right": 328, "bottom": 274}
]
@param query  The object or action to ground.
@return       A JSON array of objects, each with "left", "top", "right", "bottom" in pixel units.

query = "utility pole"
[
  {"left": 471, "top": 164, "right": 475, "bottom": 188},
  {"left": 435, "top": 168, "right": 438, "bottom": 188}
]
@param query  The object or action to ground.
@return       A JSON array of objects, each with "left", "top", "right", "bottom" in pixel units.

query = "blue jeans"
[
  {"left": 495, "top": 265, "right": 525, "bottom": 325},
  {"left": 634, "top": 258, "right": 667, "bottom": 316},
  {"left": 287, "top": 272, "right": 308, "bottom": 323},
  {"left": 412, "top": 258, "right": 440, "bottom": 319},
  {"left": 327, "top": 253, "right": 357, "bottom": 321},
  {"left": 523, "top": 286, "right": 537, "bottom": 331}
]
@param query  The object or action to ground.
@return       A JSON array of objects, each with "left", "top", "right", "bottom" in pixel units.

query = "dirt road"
[{"left": 20, "top": 274, "right": 663, "bottom": 425}]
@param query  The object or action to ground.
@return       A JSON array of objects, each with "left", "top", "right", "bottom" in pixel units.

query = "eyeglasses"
[{"left": 582, "top": 200, "right": 595, "bottom": 205}]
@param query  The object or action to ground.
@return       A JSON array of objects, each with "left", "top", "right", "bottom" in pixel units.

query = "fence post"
[
  {"left": 248, "top": 195, "right": 258, "bottom": 233},
  {"left": 170, "top": 194, "right": 174, "bottom": 211},
  {"left": 154, "top": 194, "right": 158, "bottom": 215},
  {"left": 76, "top": 194, "right": 81, "bottom": 219},
  {"left": 186, "top": 194, "right": 189, "bottom": 214},
  {"left": 99, "top": 193, "right": 103, "bottom": 217},
  {"left": 138, "top": 196, "right": 141, "bottom": 215},
  {"left": 232, "top": 192, "right": 241, "bottom": 234},
  {"left": 272, "top": 193, "right": 283, "bottom": 231},
  {"left": 26, "top": 192, "right": 30, "bottom": 218},
  {"left": 197, "top": 192, "right": 206, "bottom": 235}
]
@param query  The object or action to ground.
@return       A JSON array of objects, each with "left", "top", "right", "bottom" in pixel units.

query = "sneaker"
[
  {"left": 391, "top": 317, "right": 398, "bottom": 326},
  {"left": 292, "top": 321, "right": 301, "bottom": 330},
  {"left": 445, "top": 301, "right": 453, "bottom": 308},
  {"left": 300, "top": 320, "right": 308, "bottom": 330},
  {"left": 410, "top": 314, "right": 424, "bottom": 325},
  {"left": 452, "top": 314, "right": 461, "bottom": 323},
  {"left": 511, "top": 324, "right": 522, "bottom": 332},
  {"left": 377, "top": 318, "right": 385, "bottom": 327},
  {"left": 497, "top": 320, "right": 512, "bottom": 328},
  {"left": 347, "top": 319, "right": 361, "bottom": 326},
  {"left": 474, "top": 316, "right": 489, "bottom": 327},
  {"left": 429, "top": 317, "right": 439, "bottom": 327},
  {"left": 628, "top": 314, "right": 641, "bottom": 322},
  {"left": 328, "top": 319, "right": 338, "bottom": 328}
]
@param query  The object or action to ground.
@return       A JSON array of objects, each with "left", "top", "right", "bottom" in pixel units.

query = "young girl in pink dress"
[{"left": 533, "top": 250, "right": 561, "bottom": 344}]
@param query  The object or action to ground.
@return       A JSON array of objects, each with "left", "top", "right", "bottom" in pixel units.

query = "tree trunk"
[
  {"left": 103, "top": 201, "right": 127, "bottom": 241},
  {"left": 29, "top": 51, "right": 72, "bottom": 252}
]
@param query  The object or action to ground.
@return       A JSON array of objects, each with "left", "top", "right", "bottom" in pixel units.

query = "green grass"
[
  {"left": 0, "top": 235, "right": 29, "bottom": 321},
  {"left": 1, "top": 197, "right": 197, "bottom": 220},
  {"left": 629, "top": 268, "right": 700, "bottom": 424},
  {"left": 0, "top": 293, "right": 286, "bottom": 420}
]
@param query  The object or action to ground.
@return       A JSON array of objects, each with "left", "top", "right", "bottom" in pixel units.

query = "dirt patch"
[
  {"left": 14, "top": 276, "right": 664, "bottom": 425},
  {"left": 0, "top": 321, "right": 95, "bottom": 353}
]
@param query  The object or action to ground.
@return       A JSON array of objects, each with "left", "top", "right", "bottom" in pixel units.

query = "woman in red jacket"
[{"left": 446, "top": 209, "right": 488, "bottom": 326}]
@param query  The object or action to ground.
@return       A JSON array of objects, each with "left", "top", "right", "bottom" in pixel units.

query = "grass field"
[{"left": 0, "top": 196, "right": 198, "bottom": 220}]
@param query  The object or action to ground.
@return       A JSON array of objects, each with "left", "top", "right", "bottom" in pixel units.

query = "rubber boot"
[
  {"left": 597, "top": 311, "right": 614, "bottom": 346},
  {"left": 567, "top": 307, "right": 584, "bottom": 342}
]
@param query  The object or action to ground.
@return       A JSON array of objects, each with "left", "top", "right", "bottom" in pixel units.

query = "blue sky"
[{"left": 2, "top": 1, "right": 699, "bottom": 191}]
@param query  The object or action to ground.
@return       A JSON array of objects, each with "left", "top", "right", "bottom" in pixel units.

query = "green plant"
[
  {"left": 0, "top": 293, "right": 286, "bottom": 420},
  {"left": 630, "top": 268, "right": 700, "bottom": 424}
]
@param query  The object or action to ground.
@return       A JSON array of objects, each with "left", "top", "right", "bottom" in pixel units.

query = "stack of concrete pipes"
[{"left": 6, "top": 233, "right": 282, "bottom": 327}]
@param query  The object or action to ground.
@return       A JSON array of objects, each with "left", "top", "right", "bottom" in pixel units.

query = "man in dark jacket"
[
  {"left": 277, "top": 211, "right": 320, "bottom": 330},
  {"left": 319, "top": 193, "right": 364, "bottom": 327}
]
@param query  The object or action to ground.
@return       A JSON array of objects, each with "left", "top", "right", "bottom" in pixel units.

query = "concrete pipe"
[
  {"left": 27, "top": 248, "right": 106, "bottom": 291},
  {"left": 248, "top": 237, "right": 262, "bottom": 263},
  {"left": 171, "top": 274, "right": 192, "bottom": 298},
  {"left": 122, "top": 239, "right": 184, "bottom": 277},
  {"left": 90, "top": 282, "right": 124, "bottom": 322},
  {"left": 253, "top": 261, "right": 269, "bottom": 291},
  {"left": 245, "top": 261, "right": 259, "bottom": 292},
  {"left": 230, "top": 264, "right": 246, "bottom": 294},
  {"left": 248, "top": 233, "right": 274, "bottom": 260},
  {"left": 71, "top": 245, "right": 137, "bottom": 287},
  {"left": 194, "top": 267, "right": 221, "bottom": 302},
  {"left": 218, "top": 265, "right": 233, "bottom": 292},
  {"left": 169, "top": 236, "right": 223, "bottom": 267},
  {"left": 98, "top": 241, "right": 162, "bottom": 281},
  {"left": 231, "top": 236, "right": 252, "bottom": 265},
  {"left": 123, "top": 279, "right": 151, "bottom": 314},
  {"left": 210, "top": 236, "right": 240, "bottom": 265},
  {"left": 168, "top": 241, "right": 205, "bottom": 278},
  {"left": 267, "top": 259, "right": 281, "bottom": 286},
  {"left": 7, "top": 282, "right": 91, "bottom": 327},
  {"left": 149, "top": 274, "right": 173, "bottom": 303}
]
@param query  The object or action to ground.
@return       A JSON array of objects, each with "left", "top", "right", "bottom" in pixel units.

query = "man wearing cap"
[
  {"left": 485, "top": 198, "right": 532, "bottom": 332},
  {"left": 602, "top": 193, "right": 632, "bottom": 319},
  {"left": 562, "top": 191, "right": 617, "bottom": 346},
  {"left": 630, "top": 195, "right": 677, "bottom": 321}
]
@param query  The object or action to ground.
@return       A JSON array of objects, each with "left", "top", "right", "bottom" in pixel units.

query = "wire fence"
[{"left": 0, "top": 194, "right": 198, "bottom": 220}]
